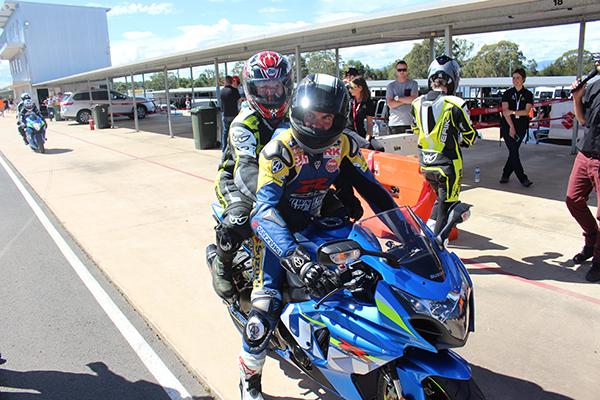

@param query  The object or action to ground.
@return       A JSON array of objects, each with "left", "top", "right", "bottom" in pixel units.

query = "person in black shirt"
[
  {"left": 346, "top": 75, "right": 384, "bottom": 151},
  {"left": 220, "top": 76, "right": 241, "bottom": 150},
  {"left": 499, "top": 68, "right": 534, "bottom": 187}
]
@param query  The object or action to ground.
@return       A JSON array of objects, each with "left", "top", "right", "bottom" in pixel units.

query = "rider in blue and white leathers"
[{"left": 237, "top": 73, "right": 397, "bottom": 400}]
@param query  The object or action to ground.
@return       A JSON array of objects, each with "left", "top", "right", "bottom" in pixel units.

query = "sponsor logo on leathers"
[
  {"left": 422, "top": 152, "right": 438, "bottom": 164},
  {"left": 271, "top": 159, "right": 284, "bottom": 174},
  {"left": 229, "top": 213, "right": 249, "bottom": 226}
]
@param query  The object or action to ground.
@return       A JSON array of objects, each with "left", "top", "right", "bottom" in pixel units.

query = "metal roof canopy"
[{"left": 33, "top": 0, "right": 600, "bottom": 88}]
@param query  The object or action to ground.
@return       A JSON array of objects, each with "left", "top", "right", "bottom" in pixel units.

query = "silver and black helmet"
[{"left": 427, "top": 55, "right": 461, "bottom": 95}]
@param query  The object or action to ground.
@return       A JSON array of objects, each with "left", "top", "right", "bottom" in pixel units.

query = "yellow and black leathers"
[
  {"left": 411, "top": 90, "right": 476, "bottom": 234},
  {"left": 242, "top": 128, "right": 396, "bottom": 356},
  {"left": 214, "top": 107, "right": 289, "bottom": 259}
]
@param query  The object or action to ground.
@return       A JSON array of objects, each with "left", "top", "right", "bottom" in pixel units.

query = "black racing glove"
[
  {"left": 299, "top": 262, "right": 341, "bottom": 297},
  {"left": 336, "top": 189, "right": 363, "bottom": 221},
  {"left": 280, "top": 245, "right": 312, "bottom": 275},
  {"left": 281, "top": 245, "right": 340, "bottom": 297},
  {"left": 277, "top": 199, "right": 310, "bottom": 233}
]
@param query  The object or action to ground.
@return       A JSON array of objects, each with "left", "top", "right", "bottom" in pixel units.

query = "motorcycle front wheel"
[
  {"left": 35, "top": 134, "right": 45, "bottom": 153},
  {"left": 377, "top": 374, "right": 486, "bottom": 400}
]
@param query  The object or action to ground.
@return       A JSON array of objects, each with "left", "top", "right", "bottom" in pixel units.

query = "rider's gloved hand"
[
  {"left": 336, "top": 189, "right": 363, "bottom": 221},
  {"left": 344, "top": 195, "right": 364, "bottom": 221},
  {"left": 280, "top": 245, "right": 312, "bottom": 275},
  {"left": 277, "top": 200, "right": 310, "bottom": 233},
  {"left": 299, "top": 262, "right": 340, "bottom": 297}
]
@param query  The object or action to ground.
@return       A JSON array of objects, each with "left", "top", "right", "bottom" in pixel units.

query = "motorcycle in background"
[
  {"left": 22, "top": 112, "right": 47, "bottom": 153},
  {"left": 206, "top": 202, "right": 485, "bottom": 400}
]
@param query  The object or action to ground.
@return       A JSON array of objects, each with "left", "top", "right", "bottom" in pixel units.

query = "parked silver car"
[{"left": 60, "top": 89, "right": 156, "bottom": 124}]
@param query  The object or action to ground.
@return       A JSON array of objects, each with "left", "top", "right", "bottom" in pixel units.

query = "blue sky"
[{"left": 1, "top": 0, "right": 599, "bottom": 87}]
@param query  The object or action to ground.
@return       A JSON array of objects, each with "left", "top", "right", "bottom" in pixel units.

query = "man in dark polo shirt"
[{"left": 220, "top": 75, "right": 241, "bottom": 150}]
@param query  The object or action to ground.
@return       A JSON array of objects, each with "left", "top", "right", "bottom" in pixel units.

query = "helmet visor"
[{"left": 245, "top": 77, "right": 292, "bottom": 108}]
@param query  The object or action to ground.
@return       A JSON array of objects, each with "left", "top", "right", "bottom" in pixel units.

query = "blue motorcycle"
[
  {"left": 23, "top": 112, "right": 47, "bottom": 153},
  {"left": 207, "top": 202, "right": 485, "bottom": 400}
]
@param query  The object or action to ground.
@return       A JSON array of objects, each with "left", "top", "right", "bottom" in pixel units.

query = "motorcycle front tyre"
[
  {"left": 377, "top": 374, "right": 486, "bottom": 400},
  {"left": 35, "top": 134, "right": 45, "bottom": 153}
]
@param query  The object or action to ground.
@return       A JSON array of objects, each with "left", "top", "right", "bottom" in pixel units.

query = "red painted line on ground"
[
  {"left": 50, "top": 129, "right": 215, "bottom": 184},
  {"left": 463, "top": 259, "right": 600, "bottom": 305}
]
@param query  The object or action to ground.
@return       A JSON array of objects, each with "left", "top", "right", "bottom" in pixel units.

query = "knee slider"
[{"left": 244, "top": 310, "right": 272, "bottom": 352}]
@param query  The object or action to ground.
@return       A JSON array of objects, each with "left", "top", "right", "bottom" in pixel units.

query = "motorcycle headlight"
[
  {"left": 393, "top": 267, "right": 471, "bottom": 341},
  {"left": 33, "top": 122, "right": 41, "bottom": 130}
]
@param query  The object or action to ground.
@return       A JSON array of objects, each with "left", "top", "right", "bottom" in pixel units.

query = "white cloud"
[
  {"left": 260, "top": 7, "right": 286, "bottom": 13},
  {"left": 110, "top": 19, "right": 310, "bottom": 66},
  {"left": 123, "top": 31, "right": 154, "bottom": 40},
  {"left": 108, "top": 2, "right": 176, "bottom": 16}
]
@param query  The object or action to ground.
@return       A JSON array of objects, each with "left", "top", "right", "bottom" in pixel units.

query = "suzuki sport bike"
[
  {"left": 22, "top": 112, "right": 47, "bottom": 153},
  {"left": 206, "top": 202, "right": 485, "bottom": 400}
]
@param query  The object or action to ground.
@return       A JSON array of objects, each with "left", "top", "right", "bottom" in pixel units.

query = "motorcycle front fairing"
[
  {"left": 24, "top": 114, "right": 46, "bottom": 149},
  {"left": 280, "top": 207, "right": 474, "bottom": 399}
]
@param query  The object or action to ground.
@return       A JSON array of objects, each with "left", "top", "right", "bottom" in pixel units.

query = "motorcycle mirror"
[{"left": 318, "top": 239, "right": 400, "bottom": 268}]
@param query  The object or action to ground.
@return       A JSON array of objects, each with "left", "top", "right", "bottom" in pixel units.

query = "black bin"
[{"left": 191, "top": 107, "right": 218, "bottom": 149}]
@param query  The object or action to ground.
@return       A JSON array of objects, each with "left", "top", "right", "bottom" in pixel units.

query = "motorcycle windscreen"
[{"left": 354, "top": 207, "right": 445, "bottom": 282}]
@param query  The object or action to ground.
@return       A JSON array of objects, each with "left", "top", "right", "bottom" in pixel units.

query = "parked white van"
[{"left": 60, "top": 89, "right": 156, "bottom": 124}]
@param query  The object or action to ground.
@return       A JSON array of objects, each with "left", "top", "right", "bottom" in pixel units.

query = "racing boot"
[
  {"left": 211, "top": 255, "right": 233, "bottom": 299},
  {"left": 239, "top": 349, "right": 265, "bottom": 400}
]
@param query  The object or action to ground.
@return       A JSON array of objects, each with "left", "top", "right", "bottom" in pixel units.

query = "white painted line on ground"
[{"left": 0, "top": 155, "right": 193, "bottom": 400}]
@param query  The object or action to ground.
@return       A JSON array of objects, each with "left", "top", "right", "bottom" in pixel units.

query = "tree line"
[{"left": 115, "top": 39, "right": 597, "bottom": 92}]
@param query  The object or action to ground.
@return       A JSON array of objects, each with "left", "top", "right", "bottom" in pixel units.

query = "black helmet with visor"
[{"left": 290, "top": 73, "right": 349, "bottom": 155}]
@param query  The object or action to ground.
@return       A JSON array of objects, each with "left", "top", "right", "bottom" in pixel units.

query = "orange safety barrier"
[{"left": 359, "top": 149, "right": 458, "bottom": 241}]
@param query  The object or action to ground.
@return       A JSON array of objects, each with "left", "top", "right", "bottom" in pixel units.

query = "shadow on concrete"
[
  {"left": 56, "top": 113, "right": 195, "bottom": 140},
  {"left": 112, "top": 113, "right": 195, "bottom": 139},
  {"left": 472, "top": 364, "right": 573, "bottom": 400},
  {"left": 43, "top": 148, "right": 73, "bottom": 155},
  {"left": 267, "top": 351, "right": 342, "bottom": 400},
  {"left": 461, "top": 137, "right": 585, "bottom": 204},
  {"left": 0, "top": 362, "right": 209, "bottom": 400},
  {"left": 460, "top": 252, "right": 591, "bottom": 285},
  {"left": 449, "top": 230, "right": 508, "bottom": 252},
  {"left": 450, "top": 227, "right": 591, "bottom": 284}
]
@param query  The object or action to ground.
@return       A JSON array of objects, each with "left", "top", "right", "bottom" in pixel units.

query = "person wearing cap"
[
  {"left": 232, "top": 76, "right": 246, "bottom": 110},
  {"left": 386, "top": 60, "right": 418, "bottom": 134},
  {"left": 343, "top": 67, "right": 359, "bottom": 92}
]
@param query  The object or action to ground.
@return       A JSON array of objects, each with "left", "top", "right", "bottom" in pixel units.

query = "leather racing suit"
[
  {"left": 214, "top": 107, "right": 289, "bottom": 267},
  {"left": 411, "top": 90, "right": 477, "bottom": 234},
  {"left": 239, "top": 129, "right": 396, "bottom": 373}
]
